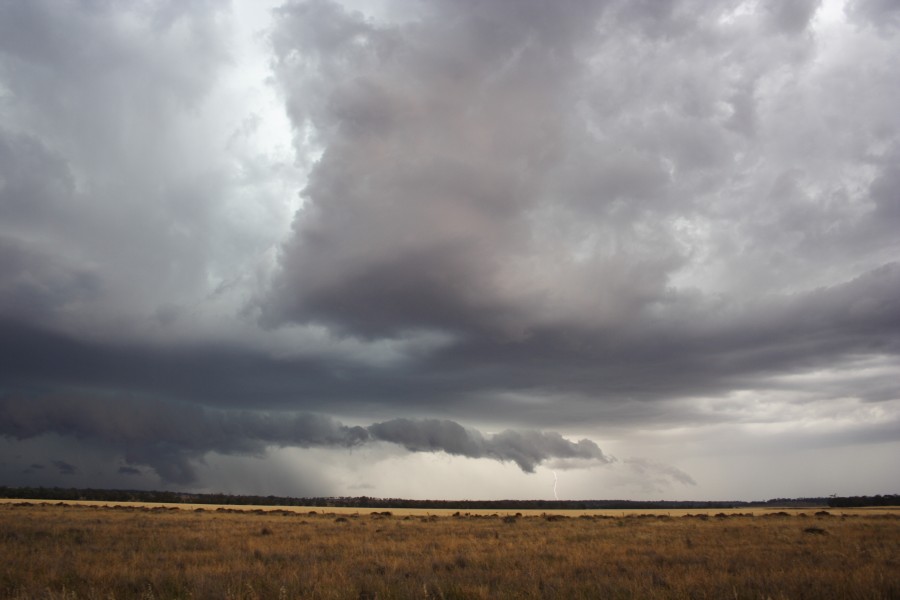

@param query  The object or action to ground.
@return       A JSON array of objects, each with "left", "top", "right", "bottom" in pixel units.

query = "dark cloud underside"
[{"left": 0, "top": 395, "right": 610, "bottom": 484}]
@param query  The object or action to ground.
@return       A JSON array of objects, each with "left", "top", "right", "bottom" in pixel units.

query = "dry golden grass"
[{"left": 1, "top": 502, "right": 897, "bottom": 599}]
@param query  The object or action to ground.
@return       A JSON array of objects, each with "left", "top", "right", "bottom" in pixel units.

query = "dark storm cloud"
[
  {"left": 368, "top": 418, "right": 610, "bottom": 472},
  {"left": 0, "top": 395, "right": 611, "bottom": 483},
  {"left": 265, "top": 0, "right": 633, "bottom": 339},
  {"left": 250, "top": 0, "right": 900, "bottom": 430},
  {"left": 51, "top": 460, "right": 77, "bottom": 476},
  {"left": 0, "top": 394, "right": 364, "bottom": 484},
  {"left": 264, "top": 0, "right": 900, "bottom": 349},
  {"left": 761, "top": 0, "right": 820, "bottom": 34},
  {"left": 0, "top": 0, "right": 242, "bottom": 341},
  {"left": 846, "top": 0, "right": 900, "bottom": 31},
  {"left": 0, "top": 259, "right": 897, "bottom": 430},
  {"left": 0, "top": 235, "right": 101, "bottom": 322}
]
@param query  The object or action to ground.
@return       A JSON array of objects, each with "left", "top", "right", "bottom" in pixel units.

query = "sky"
[{"left": 0, "top": 0, "right": 898, "bottom": 502}]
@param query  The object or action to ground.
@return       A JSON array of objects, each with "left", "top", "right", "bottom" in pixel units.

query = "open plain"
[{"left": 1, "top": 501, "right": 898, "bottom": 599}]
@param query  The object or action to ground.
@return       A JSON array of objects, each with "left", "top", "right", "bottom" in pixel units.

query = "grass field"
[{"left": 1, "top": 501, "right": 898, "bottom": 599}]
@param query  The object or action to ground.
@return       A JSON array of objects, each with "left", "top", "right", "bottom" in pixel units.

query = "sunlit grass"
[{"left": 1, "top": 502, "right": 897, "bottom": 599}]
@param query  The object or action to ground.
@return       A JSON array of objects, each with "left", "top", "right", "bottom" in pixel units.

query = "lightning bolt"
[{"left": 553, "top": 471, "right": 559, "bottom": 501}]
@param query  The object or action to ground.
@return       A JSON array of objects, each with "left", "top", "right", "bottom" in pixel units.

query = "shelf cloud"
[{"left": 0, "top": 396, "right": 611, "bottom": 484}]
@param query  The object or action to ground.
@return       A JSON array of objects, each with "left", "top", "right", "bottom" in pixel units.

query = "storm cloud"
[
  {"left": 264, "top": 0, "right": 900, "bottom": 345},
  {"left": 0, "top": 0, "right": 898, "bottom": 499},
  {"left": 0, "top": 395, "right": 610, "bottom": 484}
]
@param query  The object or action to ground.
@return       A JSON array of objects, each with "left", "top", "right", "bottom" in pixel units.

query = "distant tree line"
[
  {"left": 826, "top": 494, "right": 900, "bottom": 508},
  {"left": 0, "top": 486, "right": 751, "bottom": 508},
  {"left": 1, "top": 486, "right": 894, "bottom": 509}
]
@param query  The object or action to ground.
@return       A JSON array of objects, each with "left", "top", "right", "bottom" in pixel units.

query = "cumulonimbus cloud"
[{"left": 0, "top": 395, "right": 612, "bottom": 483}]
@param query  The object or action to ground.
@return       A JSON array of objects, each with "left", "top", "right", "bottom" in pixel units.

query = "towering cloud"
[
  {"left": 263, "top": 0, "right": 900, "bottom": 366},
  {"left": 264, "top": 0, "right": 679, "bottom": 339}
]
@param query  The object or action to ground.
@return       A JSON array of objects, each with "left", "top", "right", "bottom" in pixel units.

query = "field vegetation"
[{"left": 1, "top": 502, "right": 897, "bottom": 599}]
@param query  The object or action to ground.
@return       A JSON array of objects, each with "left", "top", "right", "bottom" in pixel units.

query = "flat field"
[{"left": 1, "top": 502, "right": 897, "bottom": 599}]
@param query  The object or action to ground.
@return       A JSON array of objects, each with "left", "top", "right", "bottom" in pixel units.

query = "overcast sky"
[{"left": 1, "top": 0, "right": 898, "bottom": 502}]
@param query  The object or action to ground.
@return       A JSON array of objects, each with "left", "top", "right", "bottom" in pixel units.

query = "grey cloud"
[
  {"left": 367, "top": 419, "right": 482, "bottom": 458},
  {"left": 0, "top": 0, "right": 260, "bottom": 340},
  {"left": 846, "top": 0, "right": 900, "bottom": 31},
  {"left": 0, "top": 131, "right": 74, "bottom": 227},
  {"left": 0, "top": 235, "right": 101, "bottom": 322},
  {"left": 264, "top": 0, "right": 899, "bottom": 351},
  {"left": 0, "top": 395, "right": 613, "bottom": 483},
  {"left": 761, "top": 0, "right": 820, "bottom": 34},
  {"left": 51, "top": 459, "right": 77, "bottom": 476},
  {"left": 867, "top": 153, "right": 900, "bottom": 243},
  {"left": 368, "top": 418, "right": 611, "bottom": 472},
  {"left": 0, "top": 394, "right": 372, "bottom": 484},
  {"left": 3, "top": 0, "right": 894, "bottom": 404},
  {"left": 0, "top": 259, "right": 896, "bottom": 434},
  {"left": 0, "top": 1, "right": 227, "bottom": 116},
  {"left": 0, "top": 394, "right": 357, "bottom": 484},
  {"left": 265, "top": 0, "right": 680, "bottom": 339},
  {"left": 487, "top": 429, "right": 612, "bottom": 473},
  {"left": 623, "top": 458, "right": 697, "bottom": 487}
]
